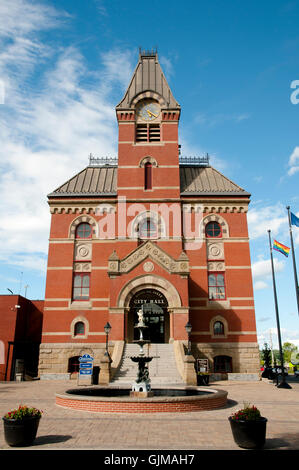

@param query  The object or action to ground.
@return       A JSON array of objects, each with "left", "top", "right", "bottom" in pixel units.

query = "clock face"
[{"left": 136, "top": 99, "right": 160, "bottom": 121}]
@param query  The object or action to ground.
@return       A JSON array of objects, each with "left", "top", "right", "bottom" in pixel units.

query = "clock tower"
[{"left": 116, "top": 49, "right": 181, "bottom": 202}]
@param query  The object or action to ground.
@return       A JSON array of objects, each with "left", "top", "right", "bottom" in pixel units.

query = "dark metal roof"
[
  {"left": 179, "top": 166, "right": 250, "bottom": 196},
  {"left": 49, "top": 164, "right": 249, "bottom": 198},
  {"left": 116, "top": 51, "right": 180, "bottom": 110},
  {"left": 48, "top": 166, "right": 117, "bottom": 197}
]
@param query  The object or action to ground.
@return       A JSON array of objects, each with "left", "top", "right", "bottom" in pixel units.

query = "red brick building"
[
  {"left": 0, "top": 295, "right": 43, "bottom": 381},
  {"left": 38, "top": 50, "right": 260, "bottom": 381}
]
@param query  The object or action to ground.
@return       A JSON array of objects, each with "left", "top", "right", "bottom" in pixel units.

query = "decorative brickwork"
[{"left": 55, "top": 388, "right": 228, "bottom": 413}]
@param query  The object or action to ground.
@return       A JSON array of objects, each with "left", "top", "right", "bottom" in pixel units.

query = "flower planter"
[
  {"left": 228, "top": 416, "right": 267, "bottom": 449},
  {"left": 3, "top": 415, "right": 41, "bottom": 447}
]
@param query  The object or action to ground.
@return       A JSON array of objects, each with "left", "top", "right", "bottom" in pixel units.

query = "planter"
[
  {"left": 228, "top": 416, "right": 267, "bottom": 449},
  {"left": 3, "top": 415, "right": 41, "bottom": 447},
  {"left": 197, "top": 374, "right": 210, "bottom": 386}
]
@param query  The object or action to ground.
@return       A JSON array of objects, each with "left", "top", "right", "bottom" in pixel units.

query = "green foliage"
[
  {"left": 261, "top": 343, "right": 272, "bottom": 368},
  {"left": 3, "top": 405, "right": 43, "bottom": 420},
  {"left": 230, "top": 402, "right": 262, "bottom": 422}
]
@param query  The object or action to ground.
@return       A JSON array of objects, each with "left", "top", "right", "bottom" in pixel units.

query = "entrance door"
[{"left": 129, "top": 289, "right": 168, "bottom": 343}]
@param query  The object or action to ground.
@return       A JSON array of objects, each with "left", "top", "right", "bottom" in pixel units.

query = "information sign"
[{"left": 79, "top": 354, "right": 94, "bottom": 376}]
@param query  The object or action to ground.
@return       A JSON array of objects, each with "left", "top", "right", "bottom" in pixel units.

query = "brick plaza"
[{"left": 0, "top": 377, "right": 298, "bottom": 450}]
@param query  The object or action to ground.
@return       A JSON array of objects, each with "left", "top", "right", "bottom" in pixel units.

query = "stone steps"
[{"left": 112, "top": 343, "right": 184, "bottom": 385}]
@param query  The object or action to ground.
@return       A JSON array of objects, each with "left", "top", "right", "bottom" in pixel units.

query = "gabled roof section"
[
  {"left": 48, "top": 165, "right": 117, "bottom": 197},
  {"left": 116, "top": 49, "right": 180, "bottom": 110},
  {"left": 180, "top": 166, "right": 250, "bottom": 197}
]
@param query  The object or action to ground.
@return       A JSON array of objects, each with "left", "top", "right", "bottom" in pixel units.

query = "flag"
[
  {"left": 273, "top": 240, "right": 290, "bottom": 257},
  {"left": 291, "top": 212, "right": 299, "bottom": 228}
]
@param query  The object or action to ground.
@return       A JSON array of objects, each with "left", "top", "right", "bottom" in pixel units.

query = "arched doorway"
[
  {"left": 128, "top": 289, "right": 169, "bottom": 343},
  {"left": 214, "top": 355, "right": 232, "bottom": 373}
]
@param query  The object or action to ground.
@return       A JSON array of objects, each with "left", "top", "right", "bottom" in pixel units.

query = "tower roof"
[{"left": 116, "top": 49, "right": 180, "bottom": 110}]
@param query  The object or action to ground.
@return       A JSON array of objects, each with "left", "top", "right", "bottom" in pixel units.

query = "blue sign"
[
  {"left": 80, "top": 362, "right": 93, "bottom": 369},
  {"left": 79, "top": 369, "right": 92, "bottom": 375},
  {"left": 79, "top": 354, "right": 94, "bottom": 377},
  {"left": 79, "top": 354, "right": 94, "bottom": 363}
]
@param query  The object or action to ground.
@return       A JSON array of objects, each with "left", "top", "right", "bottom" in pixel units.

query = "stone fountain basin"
[
  {"left": 55, "top": 385, "right": 228, "bottom": 413},
  {"left": 130, "top": 356, "right": 154, "bottom": 363}
]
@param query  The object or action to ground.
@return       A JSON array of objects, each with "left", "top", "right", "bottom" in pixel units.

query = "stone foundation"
[
  {"left": 38, "top": 343, "right": 113, "bottom": 379},
  {"left": 192, "top": 342, "right": 260, "bottom": 376}
]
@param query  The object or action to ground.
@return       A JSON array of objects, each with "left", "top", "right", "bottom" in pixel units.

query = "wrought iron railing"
[
  {"left": 88, "top": 153, "right": 210, "bottom": 167},
  {"left": 88, "top": 154, "right": 118, "bottom": 167},
  {"left": 179, "top": 154, "right": 210, "bottom": 166}
]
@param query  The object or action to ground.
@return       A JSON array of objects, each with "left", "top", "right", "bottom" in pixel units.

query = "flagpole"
[
  {"left": 267, "top": 230, "right": 291, "bottom": 388},
  {"left": 286, "top": 206, "right": 299, "bottom": 316}
]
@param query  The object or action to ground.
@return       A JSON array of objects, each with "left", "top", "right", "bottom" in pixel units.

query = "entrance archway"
[
  {"left": 116, "top": 274, "right": 185, "bottom": 343},
  {"left": 129, "top": 289, "right": 169, "bottom": 343}
]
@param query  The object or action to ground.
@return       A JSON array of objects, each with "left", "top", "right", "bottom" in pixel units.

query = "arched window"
[
  {"left": 138, "top": 218, "right": 158, "bottom": 240},
  {"left": 213, "top": 321, "right": 225, "bottom": 335},
  {"left": 208, "top": 273, "right": 226, "bottom": 300},
  {"left": 205, "top": 221, "right": 222, "bottom": 238},
  {"left": 68, "top": 356, "right": 80, "bottom": 373},
  {"left": 74, "top": 321, "right": 85, "bottom": 336},
  {"left": 144, "top": 162, "right": 152, "bottom": 190},
  {"left": 75, "top": 223, "right": 92, "bottom": 239}
]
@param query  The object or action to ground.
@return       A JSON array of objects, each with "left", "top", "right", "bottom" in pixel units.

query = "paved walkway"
[{"left": 0, "top": 377, "right": 298, "bottom": 450}]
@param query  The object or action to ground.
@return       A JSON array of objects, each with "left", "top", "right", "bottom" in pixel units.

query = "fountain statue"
[{"left": 130, "top": 305, "right": 157, "bottom": 397}]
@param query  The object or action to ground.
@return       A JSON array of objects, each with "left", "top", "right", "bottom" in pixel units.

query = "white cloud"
[
  {"left": 247, "top": 202, "right": 288, "bottom": 240},
  {"left": 288, "top": 146, "right": 299, "bottom": 176},
  {"left": 258, "top": 327, "right": 299, "bottom": 350},
  {"left": 252, "top": 257, "right": 285, "bottom": 278},
  {"left": 194, "top": 111, "right": 250, "bottom": 127},
  {"left": 160, "top": 56, "right": 174, "bottom": 79},
  {"left": 0, "top": 0, "right": 133, "bottom": 272},
  {"left": 252, "top": 257, "right": 285, "bottom": 291},
  {"left": 254, "top": 280, "right": 269, "bottom": 290}
]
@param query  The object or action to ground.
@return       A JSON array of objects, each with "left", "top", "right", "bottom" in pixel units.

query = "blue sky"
[{"left": 0, "top": 0, "right": 299, "bottom": 349}]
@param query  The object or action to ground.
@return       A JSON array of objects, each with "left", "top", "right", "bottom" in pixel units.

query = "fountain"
[
  {"left": 130, "top": 306, "right": 158, "bottom": 397},
  {"left": 55, "top": 307, "right": 228, "bottom": 413}
]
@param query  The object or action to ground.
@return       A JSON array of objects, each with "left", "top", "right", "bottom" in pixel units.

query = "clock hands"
[{"left": 146, "top": 109, "right": 158, "bottom": 118}]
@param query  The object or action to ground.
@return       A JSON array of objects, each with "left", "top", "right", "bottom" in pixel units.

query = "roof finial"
[{"left": 139, "top": 47, "right": 158, "bottom": 58}]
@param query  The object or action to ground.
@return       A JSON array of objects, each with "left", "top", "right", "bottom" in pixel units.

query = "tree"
[
  {"left": 283, "top": 342, "right": 298, "bottom": 364},
  {"left": 261, "top": 343, "right": 272, "bottom": 368}
]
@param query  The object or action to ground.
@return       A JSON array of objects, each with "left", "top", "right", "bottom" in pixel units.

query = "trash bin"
[
  {"left": 197, "top": 374, "right": 209, "bottom": 386},
  {"left": 92, "top": 366, "right": 100, "bottom": 385}
]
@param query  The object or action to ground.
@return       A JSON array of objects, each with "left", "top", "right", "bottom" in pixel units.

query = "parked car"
[{"left": 272, "top": 367, "right": 288, "bottom": 376}]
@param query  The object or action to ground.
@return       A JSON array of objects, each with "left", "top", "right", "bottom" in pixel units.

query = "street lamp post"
[
  {"left": 185, "top": 321, "right": 192, "bottom": 355},
  {"left": 104, "top": 322, "right": 111, "bottom": 358}
]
